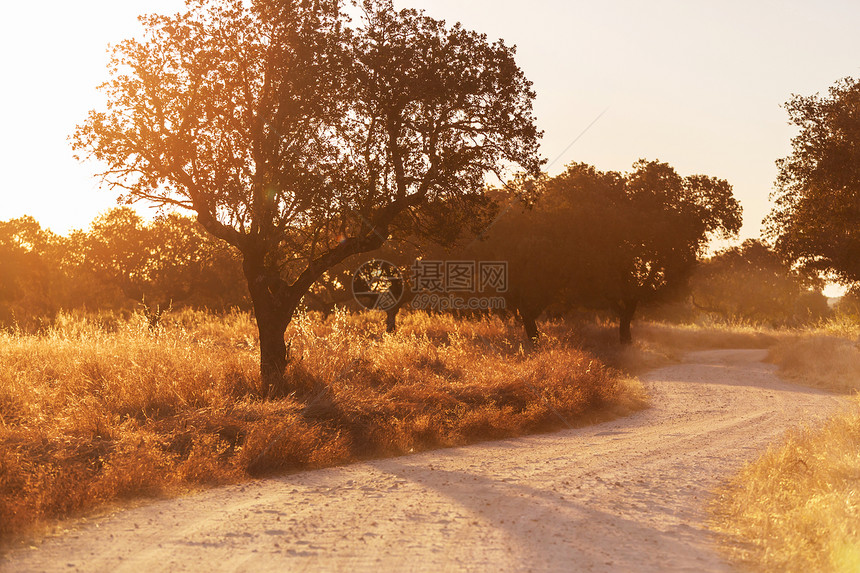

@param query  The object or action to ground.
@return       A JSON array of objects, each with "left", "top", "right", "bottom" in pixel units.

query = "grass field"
[
  {"left": 711, "top": 319, "right": 860, "bottom": 572},
  {"left": 768, "top": 318, "right": 860, "bottom": 394},
  {"left": 0, "top": 309, "right": 647, "bottom": 541},
  {"left": 8, "top": 307, "right": 858, "bottom": 566}
]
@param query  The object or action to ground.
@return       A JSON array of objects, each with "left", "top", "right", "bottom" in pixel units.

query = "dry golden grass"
[
  {"left": 711, "top": 399, "right": 860, "bottom": 573},
  {"left": 637, "top": 320, "right": 778, "bottom": 351},
  {"left": 621, "top": 316, "right": 858, "bottom": 393},
  {"left": 768, "top": 318, "right": 860, "bottom": 393},
  {"left": 564, "top": 318, "right": 780, "bottom": 375},
  {"left": 0, "top": 309, "right": 646, "bottom": 542},
  {"left": 711, "top": 320, "right": 860, "bottom": 572}
]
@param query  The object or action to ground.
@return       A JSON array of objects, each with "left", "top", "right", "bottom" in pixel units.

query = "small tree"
[
  {"left": 690, "top": 239, "right": 829, "bottom": 326},
  {"left": 73, "top": 0, "right": 542, "bottom": 392},
  {"left": 0, "top": 217, "right": 62, "bottom": 330},
  {"left": 765, "top": 76, "right": 860, "bottom": 288}
]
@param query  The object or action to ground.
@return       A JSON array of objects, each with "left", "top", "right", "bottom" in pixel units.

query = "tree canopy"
[
  {"left": 690, "top": 239, "right": 828, "bottom": 327},
  {"left": 0, "top": 209, "right": 250, "bottom": 331},
  {"left": 80, "top": 208, "right": 246, "bottom": 320},
  {"left": 0, "top": 217, "right": 61, "bottom": 329},
  {"left": 766, "top": 76, "right": 860, "bottom": 286},
  {"left": 72, "top": 0, "right": 543, "bottom": 389},
  {"left": 475, "top": 160, "right": 742, "bottom": 343}
]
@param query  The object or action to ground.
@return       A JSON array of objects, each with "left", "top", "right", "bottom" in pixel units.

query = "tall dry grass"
[
  {"left": 711, "top": 399, "right": 860, "bottom": 572},
  {"left": 768, "top": 318, "right": 860, "bottom": 393},
  {"left": 0, "top": 309, "right": 646, "bottom": 542},
  {"left": 711, "top": 318, "right": 860, "bottom": 572}
]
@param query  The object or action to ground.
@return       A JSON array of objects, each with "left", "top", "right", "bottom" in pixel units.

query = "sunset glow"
[
  {"left": 2, "top": 2, "right": 860, "bottom": 566},
  {"left": 2, "top": 1, "right": 860, "bottom": 238}
]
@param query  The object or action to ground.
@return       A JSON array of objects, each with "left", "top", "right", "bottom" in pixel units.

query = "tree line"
[
  {"left": 1, "top": 156, "right": 835, "bottom": 340},
  {"left": 0, "top": 208, "right": 248, "bottom": 330}
]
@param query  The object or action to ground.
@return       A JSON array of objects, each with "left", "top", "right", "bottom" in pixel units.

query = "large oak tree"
[
  {"left": 766, "top": 77, "right": 860, "bottom": 287},
  {"left": 73, "top": 0, "right": 542, "bottom": 392}
]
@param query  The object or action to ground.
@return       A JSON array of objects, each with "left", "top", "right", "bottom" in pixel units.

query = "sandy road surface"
[{"left": 2, "top": 349, "right": 847, "bottom": 572}]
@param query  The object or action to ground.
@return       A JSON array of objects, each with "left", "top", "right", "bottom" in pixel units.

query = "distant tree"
[
  {"left": 765, "top": 77, "right": 860, "bottom": 287},
  {"left": 72, "top": 0, "right": 542, "bottom": 392},
  {"left": 690, "top": 239, "right": 829, "bottom": 326},
  {"left": 606, "top": 160, "right": 742, "bottom": 342},
  {"left": 467, "top": 168, "right": 614, "bottom": 342},
  {"left": 80, "top": 208, "right": 151, "bottom": 306},
  {"left": 478, "top": 161, "right": 743, "bottom": 344},
  {"left": 835, "top": 288, "right": 860, "bottom": 319},
  {"left": 80, "top": 208, "right": 247, "bottom": 322},
  {"left": 0, "top": 217, "right": 62, "bottom": 329},
  {"left": 148, "top": 213, "right": 248, "bottom": 311},
  {"left": 55, "top": 227, "right": 133, "bottom": 312},
  {"left": 304, "top": 228, "right": 477, "bottom": 332}
]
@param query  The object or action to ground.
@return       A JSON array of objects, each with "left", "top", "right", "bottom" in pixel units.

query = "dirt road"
[{"left": 2, "top": 349, "right": 847, "bottom": 572}]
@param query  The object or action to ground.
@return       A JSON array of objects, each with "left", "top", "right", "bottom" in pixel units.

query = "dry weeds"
[
  {"left": 711, "top": 399, "right": 860, "bottom": 572},
  {"left": 768, "top": 318, "right": 860, "bottom": 393},
  {"left": 711, "top": 321, "right": 860, "bottom": 572},
  {"left": 0, "top": 309, "right": 646, "bottom": 542}
]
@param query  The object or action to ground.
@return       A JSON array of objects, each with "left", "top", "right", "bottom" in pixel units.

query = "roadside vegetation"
[
  {"left": 711, "top": 319, "right": 860, "bottom": 572},
  {"left": 768, "top": 319, "right": 860, "bottom": 394},
  {"left": 710, "top": 71, "right": 860, "bottom": 569},
  {"left": 0, "top": 309, "right": 646, "bottom": 541}
]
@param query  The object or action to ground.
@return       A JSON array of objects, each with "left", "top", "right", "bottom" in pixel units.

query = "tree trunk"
[
  {"left": 385, "top": 306, "right": 398, "bottom": 333},
  {"left": 619, "top": 299, "right": 638, "bottom": 345},
  {"left": 257, "top": 312, "right": 289, "bottom": 393},
  {"left": 520, "top": 308, "right": 539, "bottom": 348},
  {"left": 244, "top": 257, "right": 302, "bottom": 397},
  {"left": 384, "top": 288, "right": 414, "bottom": 334}
]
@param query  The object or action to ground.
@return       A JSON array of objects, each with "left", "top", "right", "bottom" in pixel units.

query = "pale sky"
[{"left": 2, "top": 0, "right": 859, "bottom": 244}]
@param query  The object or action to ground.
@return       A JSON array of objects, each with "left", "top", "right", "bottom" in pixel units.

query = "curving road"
[{"left": 2, "top": 349, "right": 846, "bottom": 572}]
